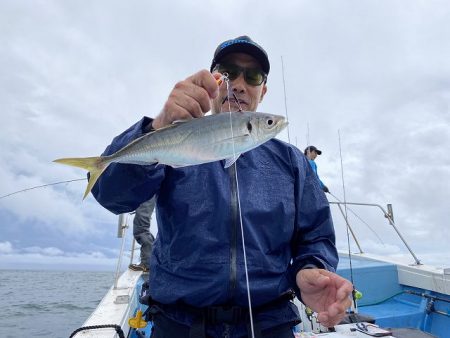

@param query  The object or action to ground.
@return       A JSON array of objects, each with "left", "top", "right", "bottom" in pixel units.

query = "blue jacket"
[{"left": 92, "top": 117, "right": 338, "bottom": 330}]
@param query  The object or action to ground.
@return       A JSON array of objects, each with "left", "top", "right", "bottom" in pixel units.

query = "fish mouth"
[{"left": 279, "top": 119, "right": 289, "bottom": 131}]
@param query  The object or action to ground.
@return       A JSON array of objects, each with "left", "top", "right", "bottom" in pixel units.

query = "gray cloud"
[{"left": 0, "top": 1, "right": 449, "bottom": 269}]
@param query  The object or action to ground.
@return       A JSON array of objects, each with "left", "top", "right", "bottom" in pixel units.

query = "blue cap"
[{"left": 210, "top": 36, "right": 270, "bottom": 74}]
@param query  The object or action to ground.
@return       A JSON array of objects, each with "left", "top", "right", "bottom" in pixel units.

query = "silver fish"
[{"left": 54, "top": 111, "right": 287, "bottom": 199}]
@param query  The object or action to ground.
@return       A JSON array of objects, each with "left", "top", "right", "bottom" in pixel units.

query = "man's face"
[
  {"left": 212, "top": 52, "right": 267, "bottom": 114},
  {"left": 307, "top": 150, "right": 318, "bottom": 160}
]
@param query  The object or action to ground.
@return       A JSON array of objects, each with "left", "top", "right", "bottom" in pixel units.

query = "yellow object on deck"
[{"left": 128, "top": 310, "right": 147, "bottom": 329}]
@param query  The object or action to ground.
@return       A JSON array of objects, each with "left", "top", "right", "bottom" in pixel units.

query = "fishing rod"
[
  {"left": 330, "top": 196, "right": 364, "bottom": 254},
  {"left": 328, "top": 192, "right": 384, "bottom": 244},
  {"left": 306, "top": 123, "right": 310, "bottom": 147},
  {"left": 337, "top": 130, "right": 359, "bottom": 312},
  {"left": 281, "top": 56, "right": 291, "bottom": 144},
  {"left": 0, "top": 178, "right": 86, "bottom": 200}
]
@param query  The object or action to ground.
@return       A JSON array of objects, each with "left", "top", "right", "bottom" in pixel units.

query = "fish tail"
[{"left": 53, "top": 156, "right": 109, "bottom": 199}]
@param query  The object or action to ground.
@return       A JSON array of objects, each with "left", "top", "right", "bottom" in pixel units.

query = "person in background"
[
  {"left": 304, "top": 145, "right": 330, "bottom": 193},
  {"left": 129, "top": 197, "right": 156, "bottom": 272},
  {"left": 92, "top": 35, "right": 352, "bottom": 338}
]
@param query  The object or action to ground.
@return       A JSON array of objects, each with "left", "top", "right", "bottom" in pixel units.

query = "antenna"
[{"left": 281, "top": 56, "right": 291, "bottom": 144}]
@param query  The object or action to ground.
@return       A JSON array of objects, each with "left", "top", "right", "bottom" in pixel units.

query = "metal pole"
[
  {"left": 336, "top": 203, "right": 364, "bottom": 254},
  {"left": 381, "top": 205, "right": 421, "bottom": 265},
  {"left": 387, "top": 204, "right": 394, "bottom": 223},
  {"left": 117, "top": 214, "right": 125, "bottom": 238},
  {"left": 130, "top": 238, "right": 136, "bottom": 266},
  {"left": 114, "top": 214, "right": 128, "bottom": 289},
  {"left": 329, "top": 201, "right": 421, "bottom": 265}
]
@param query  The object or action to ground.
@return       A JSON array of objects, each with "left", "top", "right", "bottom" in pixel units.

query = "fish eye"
[{"left": 267, "top": 119, "right": 274, "bottom": 126}]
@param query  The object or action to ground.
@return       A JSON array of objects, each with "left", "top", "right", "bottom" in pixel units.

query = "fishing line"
[
  {"left": 0, "top": 178, "right": 86, "bottom": 200},
  {"left": 281, "top": 56, "right": 291, "bottom": 144},
  {"left": 223, "top": 76, "right": 256, "bottom": 338},
  {"left": 338, "top": 130, "right": 358, "bottom": 310},
  {"left": 328, "top": 192, "right": 384, "bottom": 244}
]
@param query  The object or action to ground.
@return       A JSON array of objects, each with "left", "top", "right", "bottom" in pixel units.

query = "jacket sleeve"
[
  {"left": 289, "top": 149, "right": 338, "bottom": 278},
  {"left": 308, "top": 159, "right": 325, "bottom": 189},
  {"left": 90, "top": 117, "right": 166, "bottom": 215}
]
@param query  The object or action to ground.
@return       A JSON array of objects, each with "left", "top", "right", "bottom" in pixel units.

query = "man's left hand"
[{"left": 296, "top": 269, "right": 353, "bottom": 327}]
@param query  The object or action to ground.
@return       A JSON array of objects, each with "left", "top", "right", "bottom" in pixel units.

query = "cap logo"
[{"left": 220, "top": 38, "right": 256, "bottom": 51}]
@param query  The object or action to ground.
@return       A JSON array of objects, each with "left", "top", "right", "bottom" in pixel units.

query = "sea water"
[{"left": 0, "top": 269, "right": 114, "bottom": 338}]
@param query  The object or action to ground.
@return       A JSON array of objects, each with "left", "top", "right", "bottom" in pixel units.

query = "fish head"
[{"left": 247, "top": 112, "right": 288, "bottom": 144}]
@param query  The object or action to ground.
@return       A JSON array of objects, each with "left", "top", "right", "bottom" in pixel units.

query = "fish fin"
[
  {"left": 224, "top": 154, "right": 241, "bottom": 168},
  {"left": 171, "top": 119, "right": 190, "bottom": 125},
  {"left": 53, "top": 156, "right": 109, "bottom": 200},
  {"left": 152, "top": 119, "right": 189, "bottom": 132}
]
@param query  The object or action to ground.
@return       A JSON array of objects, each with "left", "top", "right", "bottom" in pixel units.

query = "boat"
[{"left": 69, "top": 202, "right": 450, "bottom": 338}]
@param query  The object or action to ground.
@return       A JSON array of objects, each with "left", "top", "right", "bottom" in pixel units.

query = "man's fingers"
[
  {"left": 172, "top": 93, "right": 205, "bottom": 119},
  {"left": 297, "top": 269, "right": 332, "bottom": 296},
  {"left": 317, "top": 306, "right": 346, "bottom": 327},
  {"left": 167, "top": 105, "right": 194, "bottom": 123},
  {"left": 188, "top": 69, "right": 219, "bottom": 99},
  {"left": 333, "top": 274, "right": 353, "bottom": 301},
  {"left": 317, "top": 312, "right": 329, "bottom": 324},
  {"left": 305, "top": 269, "right": 330, "bottom": 286},
  {"left": 336, "top": 283, "right": 354, "bottom": 301},
  {"left": 155, "top": 70, "right": 218, "bottom": 129},
  {"left": 184, "top": 85, "right": 212, "bottom": 115}
]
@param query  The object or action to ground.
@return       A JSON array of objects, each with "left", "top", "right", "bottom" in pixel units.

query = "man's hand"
[
  {"left": 297, "top": 269, "right": 353, "bottom": 327},
  {"left": 152, "top": 70, "right": 221, "bottom": 129}
]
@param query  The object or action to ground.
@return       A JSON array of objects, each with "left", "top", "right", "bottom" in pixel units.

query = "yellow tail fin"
[{"left": 53, "top": 156, "right": 109, "bottom": 200}]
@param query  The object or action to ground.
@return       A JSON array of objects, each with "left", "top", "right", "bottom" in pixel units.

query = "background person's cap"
[
  {"left": 304, "top": 146, "right": 322, "bottom": 155},
  {"left": 210, "top": 35, "right": 270, "bottom": 74}
]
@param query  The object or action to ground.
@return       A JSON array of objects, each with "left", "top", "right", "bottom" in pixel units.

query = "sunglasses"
[{"left": 214, "top": 63, "right": 267, "bottom": 86}]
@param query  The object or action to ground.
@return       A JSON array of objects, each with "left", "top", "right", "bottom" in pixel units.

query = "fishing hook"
[{"left": 218, "top": 72, "right": 243, "bottom": 112}]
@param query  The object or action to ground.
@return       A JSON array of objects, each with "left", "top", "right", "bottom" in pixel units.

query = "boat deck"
[
  {"left": 336, "top": 253, "right": 449, "bottom": 337},
  {"left": 79, "top": 254, "right": 448, "bottom": 337}
]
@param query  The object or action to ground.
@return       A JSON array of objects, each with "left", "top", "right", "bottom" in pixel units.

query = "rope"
[{"left": 69, "top": 324, "right": 125, "bottom": 338}]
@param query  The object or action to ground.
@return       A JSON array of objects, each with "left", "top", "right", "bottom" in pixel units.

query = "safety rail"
[{"left": 329, "top": 201, "right": 421, "bottom": 265}]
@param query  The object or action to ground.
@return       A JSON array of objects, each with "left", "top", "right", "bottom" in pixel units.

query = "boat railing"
[
  {"left": 114, "top": 213, "right": 133, "bottom": 290},
  {"left": 111, "top": 199, "right": 421, "bottom": 292},
  {"left": 329, "top": 201, "right": 421, "bottom": 265}
]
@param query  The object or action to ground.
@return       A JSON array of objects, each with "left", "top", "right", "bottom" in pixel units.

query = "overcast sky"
[{"left": 0, "top": 0, "right": 449, "bottom": 271}]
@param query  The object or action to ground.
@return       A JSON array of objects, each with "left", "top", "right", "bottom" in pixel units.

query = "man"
[
  {"left": 92, "top": 36, "right": 352, "bottom": 337},
  {"left": 129, "top": 197, "right": 156, "bottom": 272},
  {"left": 304, "top": 146, "right": 330, "bottom": 193}
]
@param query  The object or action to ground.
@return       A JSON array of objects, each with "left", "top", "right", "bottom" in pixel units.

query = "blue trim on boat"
[
  {"left": 337, "top": 254, "right": 450, "bottom": 337},
  {"left": 129, "top": 276, "right": 153, "bottom": 338}
]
